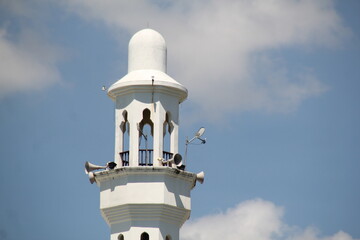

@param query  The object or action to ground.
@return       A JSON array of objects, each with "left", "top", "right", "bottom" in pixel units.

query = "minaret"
[{"left": 85, "top": 29, "right": 204, "bottom": 240}]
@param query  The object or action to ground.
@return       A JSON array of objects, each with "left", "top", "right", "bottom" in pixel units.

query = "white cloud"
[
  {"left": 181, "top": 199, "right": 283, "bottom": 240},
  {"left": 291, "top": 228, "right": 357, "bottom": 240},
  {"left": 180, "top": 199, "right": 358, "bottom": 240},
  {"left": 60, "top": 0, "right": 349, "bottom": 120},
  {"left": 0, "top": 1, "right": 62, "bottom": 98},
  {"left": 0, "top": 28, "right": 61, "bottom": 97}
]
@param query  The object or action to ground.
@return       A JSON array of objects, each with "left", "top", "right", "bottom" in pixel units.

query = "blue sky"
[{"left": 0, "top": 1, "right": 359, "bottom": 240}]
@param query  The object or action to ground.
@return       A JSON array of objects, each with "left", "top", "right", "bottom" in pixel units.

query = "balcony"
[{"left": 119, "top": 150, "right": 173, "bottom": 166}]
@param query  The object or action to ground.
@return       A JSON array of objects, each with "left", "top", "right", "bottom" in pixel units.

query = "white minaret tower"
[{"left": 85, "top": 29, "right": 204, "bottom": 240}]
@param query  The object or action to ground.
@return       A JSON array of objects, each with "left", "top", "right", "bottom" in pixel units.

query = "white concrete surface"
[
  {"left": 95, "top": 167, "right": 197, "bottom": 240},
  {"left": 90, "top": 28, "right": 201, "bottom": 240}
]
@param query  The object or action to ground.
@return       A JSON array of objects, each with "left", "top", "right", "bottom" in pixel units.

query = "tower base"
[{"left": 94, "top": 167, "right": 197, "bottom": 240}]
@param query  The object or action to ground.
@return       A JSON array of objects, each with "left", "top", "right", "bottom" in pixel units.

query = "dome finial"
[{"left": 128, "top": 29, "right": 167, "bottom": 73}]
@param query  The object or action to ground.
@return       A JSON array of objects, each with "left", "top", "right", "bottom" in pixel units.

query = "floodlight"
[
  {"left": 184, "top": 126, "right": 207, "bottom": 166},
  {"left": 195, "top": 127, "right": 205, "bottom": 138}
]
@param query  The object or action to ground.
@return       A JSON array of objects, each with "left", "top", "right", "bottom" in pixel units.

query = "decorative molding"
[
  {"left": 94, "top": 167, "right": 196, "bottom": 186},
  {"left": 101, "top": 203, "right": 190, "bottom": 227},
  {"left": 108, "top": 84, "right": 187, "bottom": 103}
]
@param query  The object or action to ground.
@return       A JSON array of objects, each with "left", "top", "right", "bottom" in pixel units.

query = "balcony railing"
[
  {"left": 119, "top": 150, "right": 173, "bottom": 166},
  {"left": 138, "top": 149, "right": 153, "bottom": 166},
  {"left": 119, "top": 151, "right": 130, "bottom": 166}
]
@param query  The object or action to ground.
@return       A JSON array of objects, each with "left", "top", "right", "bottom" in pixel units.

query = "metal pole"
[{"left": 184, "top": 137, "right": 189, "bottom": 166}]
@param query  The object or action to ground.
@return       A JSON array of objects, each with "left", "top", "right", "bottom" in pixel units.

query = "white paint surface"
[{"left": 92, "top": 29, "right": 200, "bottom": 240}]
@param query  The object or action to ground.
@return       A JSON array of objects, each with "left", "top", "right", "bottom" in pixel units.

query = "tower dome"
[
  {"left": 108, "top": 28, "right": 187, "bottom": 102},
  {"left": 128, "top": 28, "right": 167, "bottom": 72}
]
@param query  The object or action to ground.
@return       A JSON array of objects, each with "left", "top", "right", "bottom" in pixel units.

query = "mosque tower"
[{"left": 85, "top": 29, "right": 204, "bottom": 240}]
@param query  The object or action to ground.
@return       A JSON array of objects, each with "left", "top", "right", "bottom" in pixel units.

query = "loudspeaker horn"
[
  {"left": 168, "top": 153, "right": 183, "bottom": 167},
  {"left": 85, "top": 161, "right": 107, "bottom": 174},
  {"left": 157, "top": 153, "right": 183, "bottom": 167},
  {"left": 196, "top": 171, "right": 205, "bottom": 184},
  {"left": 88, "top": 172, "right": 96, "bottom": 184}
]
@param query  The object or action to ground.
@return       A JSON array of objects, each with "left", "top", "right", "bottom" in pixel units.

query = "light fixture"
[{"left": 184, "top": 127, "right": 207, "bottom": 165}]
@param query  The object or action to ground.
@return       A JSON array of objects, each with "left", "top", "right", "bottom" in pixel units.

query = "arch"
[
  {"left": 138, "top": 109, "right": 154, "bottom": 166},
  {"left": 118, "top": 233, "right": 124, "bottom": 240},
  {"left": 163, "top": 112, "right": 173, "bottom": 162},
  {"left": 138, "top": 109, "right": 153, "bottom": 136},
  {"left": 119, "top": 110, "right": 130, "bottom": 166},
  {"left": 140, "top": 232, "right": 149, "bottom": 240},
  {"left": 120, "top": 110, "right": 130, "bottom": 152}
]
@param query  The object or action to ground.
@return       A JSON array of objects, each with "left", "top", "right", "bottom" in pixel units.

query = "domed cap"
[
  {"left": 128, "top": 29, "right": 167, "bottom": 73},
  {"left": 108, "top": 28, "right": 187, "bottom": 103}
]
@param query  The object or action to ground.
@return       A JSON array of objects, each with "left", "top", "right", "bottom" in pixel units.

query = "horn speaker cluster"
[
  {"left": 158, "top": 153, "right": 183, "bottom": 168},
  {"left": 84, "top": 161, "right": 117, "bottom": 184},
  {"left": 85, "top": 156, "right": 205, "bottom": 185}
]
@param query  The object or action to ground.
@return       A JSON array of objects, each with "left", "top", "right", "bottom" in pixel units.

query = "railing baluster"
[
  {"left": 120, "top": 150, "right": 174, "bottom": 167},
  {"left": 119, "top": 151, "right": 130, "bottom": 166}
]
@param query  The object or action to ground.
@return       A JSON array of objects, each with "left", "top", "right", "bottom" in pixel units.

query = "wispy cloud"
[
  {"left": 60, "top": 0, "right": 349, "bottom": 121},
  {"left": 0, "top": 28, "right": 61, "bottom": 97},
  {"left": 0, "top": 0, "right": 349, "bottom": 117},
  {"left": 181, "top": 199, "right": 357, "bottom": 240},
  {"left": 0, "top": 1, "right": 62, "bottom": 98}
]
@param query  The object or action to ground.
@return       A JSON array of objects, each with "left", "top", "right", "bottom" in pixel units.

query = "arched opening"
[
  {"left": 121, "top": 111, "right": 129, "bottom": 152},
  {"left": 165, "top": 235, "right": 171, "bottom": 240},
  {"left": 118, "top": 233, "right": 124, "bottom": 240},
  {"left": 120, "top": 110, "right": 130, "bottom": 166},
  {"left": 163, "top": 112, "right": 173, "bottom": 163},
  {"left": 138, "top": 109, "right": 154, "bottom": 166},
  {"left": 140, "top": 232, "right": 149, "bottom": 240}
]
